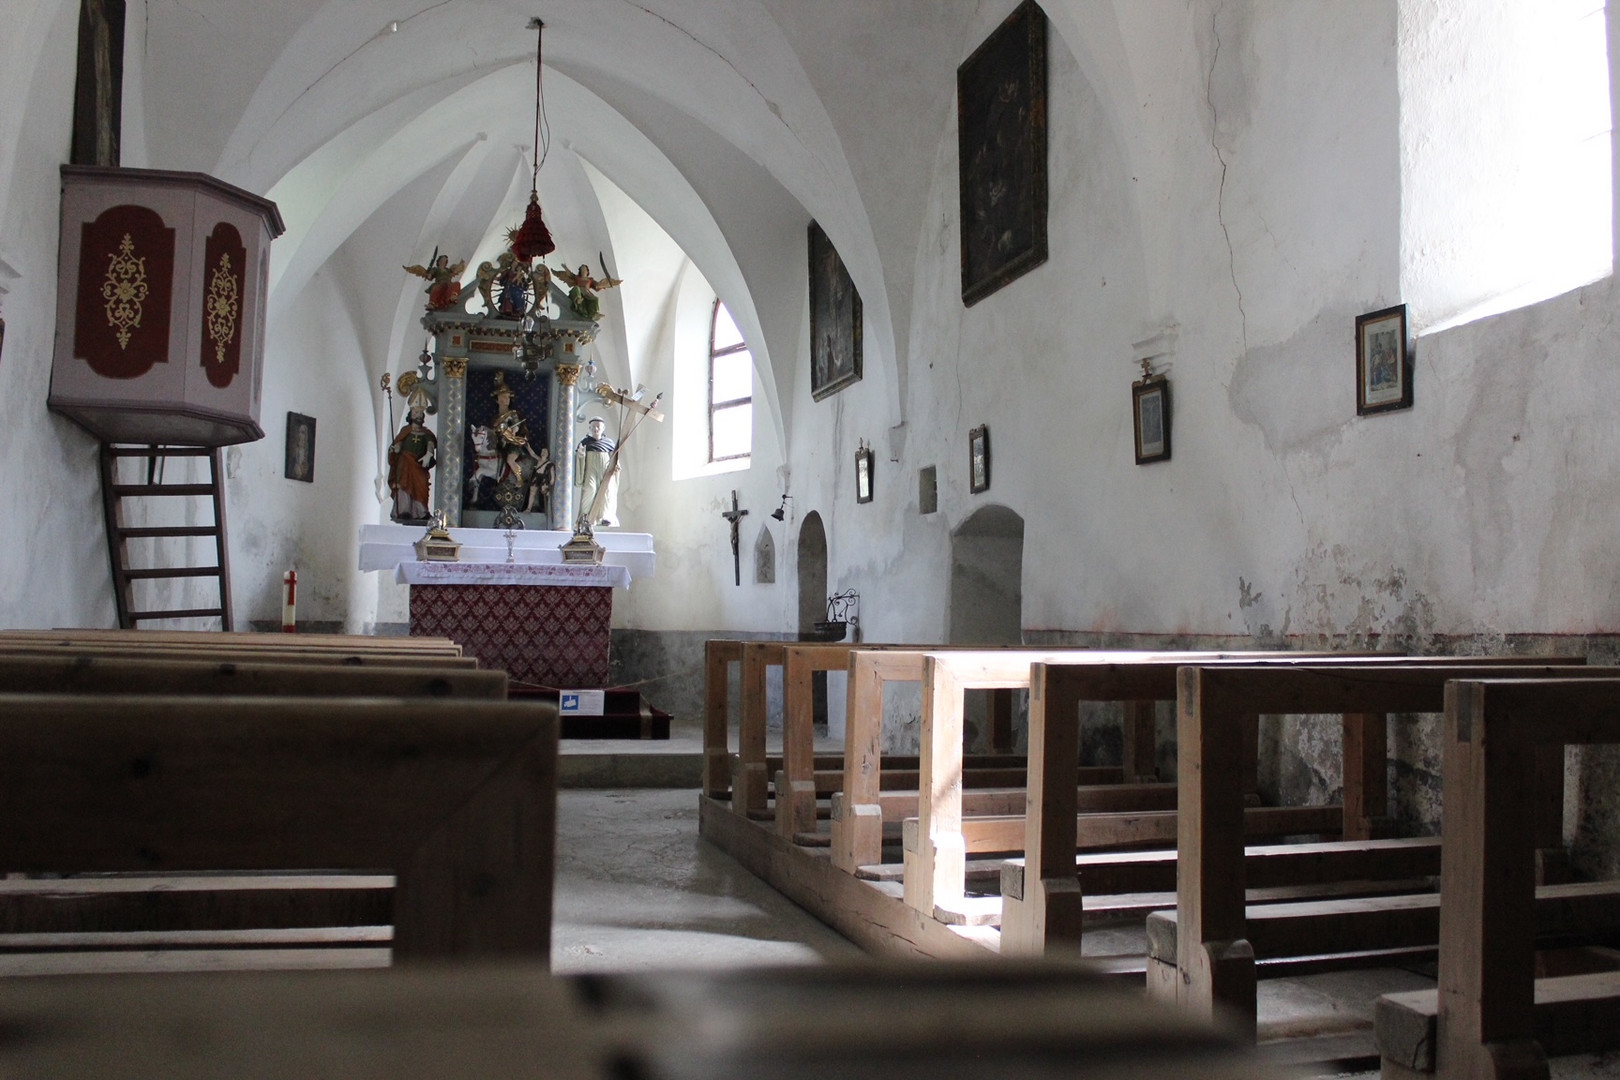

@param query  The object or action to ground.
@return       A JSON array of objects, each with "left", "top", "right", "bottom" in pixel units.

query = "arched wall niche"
[
  {"left": 949, "top": 504, "right": 1025, "bottom": 646},
  {"left": 755, "top": 524, "right": 776, "bottom": 584},
  {"left": 797, "top": 511, "right": 829, "bottom": 634},
  {"left": 949, "top": 504, "right": 1026, "bottom": 753}
]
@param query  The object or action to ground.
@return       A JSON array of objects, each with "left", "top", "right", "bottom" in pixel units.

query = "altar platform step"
[
  {"left": 510, "top": 686, "right": 673, "bottom": 740},
  {"left": 553, "top": 707, "right": 702, "bottom": 789}
]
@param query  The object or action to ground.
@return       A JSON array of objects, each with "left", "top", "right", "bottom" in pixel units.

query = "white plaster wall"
[
  {"left": 778, "top": 2, "right": 1155, "bottom": 645},
  {"left": 225, "top": 269, "right": 381, "bottom": 631},
  {"left": 0, "top": 0, "right": 117, "bottom": 630},
  {"left": 613, "top": 262, "right": 794, "bottom": 634}
]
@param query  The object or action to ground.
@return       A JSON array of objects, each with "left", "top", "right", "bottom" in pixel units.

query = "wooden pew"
[
  {"left": 1001, "top": 656, "right": 1569, "bottom": 955},
  {"left": 829, "top": 647, "right": 1320, "bottom": 876},
  {"left": 0, "top": 628, "right": 464, "bottom": 657},
  {"left": 0, "top": 654, "right": 507, "bottom": 698},
  {"left": 0, "top": 694, "right": 558, "bottom": 964},
  {"left": 902, "top": 649, "right": 1328, "bottom": 921},
  {"left": 701, "top": 640, "right": 1017, "bottom": 824},
  {"left": 0, "top": 960, "right": 1285, "bottom": 1079},
  {"left": 0, "top": 655, "right": 509, "bottom": 969},
  {"left": 1149, "top": 661, "right": 1598, "bottom": 1038},
  {"left": 1374, "top": 678, "right": 1620, "bottom": 1079},
  {"left": 775, "top": 643, "right": 1039, "bottom": 839},
  {"left": 0, "top": 641, "right": 480, "bottom": 668},
  {"left": 704, "top": 639, "right": 747, "bottom": 799},
  {"left": 706, "top": 640, "right": 1033, "bottom": 826}
]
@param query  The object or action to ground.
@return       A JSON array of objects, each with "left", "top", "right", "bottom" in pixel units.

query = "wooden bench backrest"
[
  {"left": 0, "top": 655, "right": 506, "bottom": 698},
  {"left": 0, "top": 643, "right": 481, "bottom": 668},
  {"left": 1157, "top": 661, "right": 1608, "bottom": 1038},
  {"left": 1433, "top": 677, "right": 1620, "bottom": 1076},
  {"left": 2, "top": 629, "right": 462, "bottom": 655},
  {"left": 0, "top": 694, "right": 556, "bottom": 960},
  {"left": 989, "top": 655, "right": 1589, "bottom": 955},
  {"left": 826, "top": 650, "right": 1330, "bottom": 874}
]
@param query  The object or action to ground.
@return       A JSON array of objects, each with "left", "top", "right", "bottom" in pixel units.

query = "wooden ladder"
[{"left": 99, "top": 444, "right": 234, "bottom": 630}]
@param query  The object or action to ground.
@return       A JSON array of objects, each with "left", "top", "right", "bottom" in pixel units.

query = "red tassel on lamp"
[{"left": 512, "top": 191, "right": 554, "bottom": 261}]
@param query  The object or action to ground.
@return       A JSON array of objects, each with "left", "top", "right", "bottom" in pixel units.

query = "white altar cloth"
[
  {"left": 395, "top": 561, "right": 630, "bottom": 589},
  {"left": 358, "top": 524, "right": 655, "bottom": 584}
]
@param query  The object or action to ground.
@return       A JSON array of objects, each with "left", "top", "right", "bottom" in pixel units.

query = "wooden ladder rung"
[
  {"left": 117, "top": 526, "right": 221, "bottom": 539},
  {"left": 101, "top": 443, "right": 233, "bottom": 631},
  {"left": 111, "top": 484, "right": 216, "bottom": 497},
  {"left": 124, "top": 567, "right": 223, "bottom": 581},
  {"left": 128, "top": 607, "right": 226, "bottom": 621}
]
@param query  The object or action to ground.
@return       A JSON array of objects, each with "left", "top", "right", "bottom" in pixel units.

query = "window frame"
[{"left": 708, "top": 299, "right": 752, "bottom": 463}]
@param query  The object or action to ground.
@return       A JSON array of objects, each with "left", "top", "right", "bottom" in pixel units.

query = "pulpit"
[{"left": 359, "top": 524, "right": 654, "bottom": 688}]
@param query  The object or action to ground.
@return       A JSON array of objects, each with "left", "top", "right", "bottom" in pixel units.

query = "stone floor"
[
  {"left": 550, "top": 726, "right": 1620, "bottom": 1078},
  {"left": 551, "top": 787, "right": 860, "bottom": 972}
]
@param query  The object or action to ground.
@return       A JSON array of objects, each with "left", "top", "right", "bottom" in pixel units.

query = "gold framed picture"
[{"left": 1356, "top": 304, "right": 1411, "bottom": 416}]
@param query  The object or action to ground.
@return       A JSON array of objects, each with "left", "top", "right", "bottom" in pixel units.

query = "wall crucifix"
[{"left": 720, "top": 489, "right": 748, "bottom": 586}]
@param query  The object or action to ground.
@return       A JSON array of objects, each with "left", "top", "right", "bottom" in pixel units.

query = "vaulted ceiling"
[{"left": 129, "top": 0, "right": 1006, "bottom": 451}]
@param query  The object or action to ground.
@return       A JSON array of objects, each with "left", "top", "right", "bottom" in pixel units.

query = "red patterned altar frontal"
[{"left": 409, "top": 583, "right": 612, "bottom": 688}]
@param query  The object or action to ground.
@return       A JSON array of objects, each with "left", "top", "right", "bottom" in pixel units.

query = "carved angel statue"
[
  {"left": 474, "top": 259, "right": 499, "bottom": 314},
  {"left": 403, "top": 251, "right": 467, "bottom": 311},
  {"left": 554, "top": 260, "right": 623, "bottom": 322}
]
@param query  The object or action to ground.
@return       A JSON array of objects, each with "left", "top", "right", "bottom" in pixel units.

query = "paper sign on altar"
[{"left": 560, "top": 690, "right": 606, "bottom": 717}]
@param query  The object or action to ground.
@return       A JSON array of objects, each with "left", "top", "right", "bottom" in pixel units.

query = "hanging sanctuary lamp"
[{"left": 511, "top": 18, "right": 556, "bottom": 263}]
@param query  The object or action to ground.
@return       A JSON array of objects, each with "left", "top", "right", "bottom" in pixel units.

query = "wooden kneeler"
[{"left": 0, "top": 695, "right": 558, "bottom": 961}]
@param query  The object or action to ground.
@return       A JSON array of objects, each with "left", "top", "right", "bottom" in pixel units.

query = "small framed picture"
[
  {"left": 855, "top": 444, "right": 874, "bottom": 503},
  {"left": 1132, "top": 376, "right": 1171, "bottom": 464},
  {"left": 285, "top": 411, "right": 316, "bottom": 482},
  {"left": 968, "top": 424, "right": 990, "bottom": 494},
  {"left": 1356, "top": 304, "right": 1411, "bottom": 415}
]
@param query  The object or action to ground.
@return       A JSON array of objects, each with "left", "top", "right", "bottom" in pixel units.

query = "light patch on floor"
[{"left": 551, "top": 788, "right": 862, "bottom": 973}]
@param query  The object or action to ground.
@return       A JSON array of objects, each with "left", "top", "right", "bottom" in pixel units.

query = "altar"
[{"left": 359, "top": 524, "right": 655, "bottom": 688}]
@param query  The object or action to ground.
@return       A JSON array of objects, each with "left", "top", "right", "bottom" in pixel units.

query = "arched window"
[{"left": 709, "top": 300, "right": 752, "bottom": 462}]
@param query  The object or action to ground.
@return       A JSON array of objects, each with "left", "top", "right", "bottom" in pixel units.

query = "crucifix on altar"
[{"left": 720, "top": 490, "right": 748, "bottom": 586}]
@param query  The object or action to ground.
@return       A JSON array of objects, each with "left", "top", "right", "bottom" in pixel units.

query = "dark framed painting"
[
  {"left": 809, "top": 221, "right": 862, "bottom": 401},
  {"left": 855, "top": 444, "right": 874, "bottom": 504},
  {"left": 1355, "top": 304, "right": 1411, "bottom": 415},
  {"left": 285, "top": 412, "right": 315, "bottom": 482},
  {"left": 958, "top": 0, "right": 1048, "bottom": 307},
  {"left": 969, "top": 425, "right": 990, "bottom": 494},
  {"left": 1133, "top": 376, "right": 1171, "bottom": 464}
]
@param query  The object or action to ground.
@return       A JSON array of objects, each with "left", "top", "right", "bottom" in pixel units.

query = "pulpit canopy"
[{"left": 49, "top": 166, "right": 284, "bottom": 446}]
